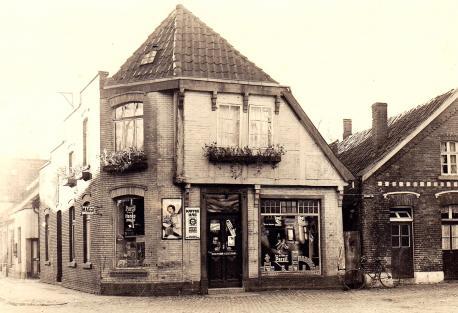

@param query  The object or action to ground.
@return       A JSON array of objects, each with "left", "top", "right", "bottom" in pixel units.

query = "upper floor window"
[
  {"left": 114, "top": 102, "right": 144, "bottom": 151},
  {"left": 441, "top": 141, "right": 457, "bottom": 175},
  {"left": 249, "top": 106, "right": 272, "bottom": 147},
  {"left": 68, "top": 151, "right": 74, "bottom": 172},
  {"left": 218, "top": 104, "right": 240, "bottom": 146}
]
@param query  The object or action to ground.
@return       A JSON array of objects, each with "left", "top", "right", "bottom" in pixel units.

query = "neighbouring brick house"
[
  {"left": 336, "top": 88, "right": 458, "bottom": 284},
  {"left": 39, "top": 4, "right": 353, "bottom": 295}
]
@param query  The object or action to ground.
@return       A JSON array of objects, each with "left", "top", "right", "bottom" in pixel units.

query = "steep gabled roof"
[
  {"left": 336, "top": 89, "right": 457, "bottom": 180},
  {"left": 109, "top": 4, "right": 277, "bottom": 85}
]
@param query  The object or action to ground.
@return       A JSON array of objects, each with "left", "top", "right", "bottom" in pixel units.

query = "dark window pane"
[
  {"left": 391, "top": 224, "right": 399, "bottom": 235},
  {"left": 392, "top": 236, "right": 399, "bottom": 247},
  {"left": 401, "top": 236, "right": 410, "bottom": 247},
  {"left": 401, "top": 224, "right": 410, "bottom": 236}
]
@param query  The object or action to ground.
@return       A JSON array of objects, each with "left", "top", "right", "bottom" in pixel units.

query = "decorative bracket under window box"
[
  {"left": 102, "top": 160, "right": 148, "bottom": 174},
  {"left": 44, "top": 260, "right": 51, "bottom": 266},
  {"left": 67, "top": 260, "right": 77, "bottom": 268},
  {"left": 62, "top": 176, "right": 77, "bottom": 187},
  {"left": 82, "top": 262, "right": 92, "bottom": 269},
  {"left": 75, "top": 169, "right": 92, "bottom": 181}
]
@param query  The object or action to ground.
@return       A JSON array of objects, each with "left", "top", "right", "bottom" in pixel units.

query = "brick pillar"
[{"left": 372, "top": 102, "right": 388, "bottom": 150}]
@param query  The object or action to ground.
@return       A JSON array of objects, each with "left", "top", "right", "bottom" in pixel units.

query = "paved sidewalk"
[{"left": 1, "top": 278, "right": 458, "bottom": 313}]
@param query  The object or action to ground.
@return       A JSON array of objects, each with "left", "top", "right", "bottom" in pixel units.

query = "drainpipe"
[{"left": 32, "top": 196, "right": 40, "bottom": 276}]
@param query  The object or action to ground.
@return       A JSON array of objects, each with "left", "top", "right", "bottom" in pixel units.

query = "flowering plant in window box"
[
  {"left": 203, "top": 143, "right": 286, "bottom": 166},
  {"left": 58, "top": 167, "right": 77, "bottom": 187},
  {"left": 101, "top": 147, "right": 147, "bottom": 174}
]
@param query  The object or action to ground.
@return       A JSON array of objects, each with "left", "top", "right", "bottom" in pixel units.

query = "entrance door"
[
  {"left": 30, "top": 239, "right": 39, "bottom": 278},
  {"left": 391, "top": 222, "right": 414, "bottom": 278},
  {"left": 56, "top": 211, "right": 62, "bottom": 282},
  {"left": 206, "top": 194, "right": 242, "bottom": 288},
  {"left": 442, "top": 223, "right": 458, "bottom": 279}
]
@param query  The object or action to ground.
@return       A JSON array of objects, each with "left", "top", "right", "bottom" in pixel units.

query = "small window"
[
  {"left": 82, "top": 202, "right": 91, "bottom": 263},
  {"left": 17, "top": 227, "right": 21, "bottom": 263},
  {"left": 140, "top": 50, "right": 157, "bottom": 65},
  {"left": 68, "top": 151, "right": 74, "bottom": 173},
  {"left": 69, "top": 207, "right": 76, "bottom": 262},
  {"left": 218, "top": 104, "right": 241, "bottom": 146},
  {"left": 441, "top": 141, "right": 458, "bottom": 175},
  {"left": 45, "top": 214, "right": 49, "bottom": 261},
  {"left": 389, "top": 208, "right": 412, "bottom": 221},
  {"left": 391, "top": 224, "right": 411, "bottom": 248},
  {"left": 114, "top": 102, "right": 144, "bottom": 151}
]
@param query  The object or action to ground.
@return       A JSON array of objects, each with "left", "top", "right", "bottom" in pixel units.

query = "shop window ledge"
[
  {"left": 67, "top": 260, "right": 77, "bottom": 268},
  {"left": 44, "top": 260, "right": 51, "bottom": 266},
  {"left": 109, "top": 269, "right": 149, "bottom": 278},
  {"left": 82, "top": 262, "right": 92, "bottom": 269}
]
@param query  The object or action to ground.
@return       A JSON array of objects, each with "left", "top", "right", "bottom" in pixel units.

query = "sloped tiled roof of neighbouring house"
[
  {"left": 336, "top": 89, "right": 456, "bottom": 177},
  {"left": 109, "top": 4, "right": 277, "bottom": 85}
]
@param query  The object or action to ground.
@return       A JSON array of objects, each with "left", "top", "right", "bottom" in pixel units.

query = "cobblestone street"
[{"left": 0, "top": 278, "right": 457, "bottom": 313}]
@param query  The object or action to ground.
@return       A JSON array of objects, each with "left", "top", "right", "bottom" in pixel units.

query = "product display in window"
[{"left": 261, "top": 215, "right": 319, "bottom": 273}]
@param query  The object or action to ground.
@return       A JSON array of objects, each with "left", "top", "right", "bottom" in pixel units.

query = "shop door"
[
  {"left": 207, "top": 213, "right": 242, "bottom": 288},
  {"left": 30, "top": 239, "right": 39, "bottom": 278},
  {"left": 391, "top": 223, "right": 414, "bottom": 279},
  {"left": 56, "top": 211, "right": 62, "bottom": 282},
  {"left": 442, "top": 223, "right": 458, "bottom": 280},
  {"left": 206, "top": 193, "right": 242, "bottom": 288}
]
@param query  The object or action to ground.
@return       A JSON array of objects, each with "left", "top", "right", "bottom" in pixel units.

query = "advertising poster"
[
  {"left": 185, "top": 207, "right": 200, "bottom": 240},
  {"left": 162, "top": 198, "right": 182, "bottom": 239}
]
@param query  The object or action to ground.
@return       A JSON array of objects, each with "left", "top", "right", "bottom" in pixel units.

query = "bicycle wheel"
[
  {"left": 378, "top": 268, "right": 394, "bottom": 288},
  {"left": 343, "top": 269, "right": 366, "bottom": 290}
]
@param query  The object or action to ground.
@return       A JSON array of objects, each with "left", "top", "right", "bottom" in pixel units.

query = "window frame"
[
  {"left": 217, "top": 103, "right": 242, "bottom": 147},
  {"left": 69, "top": 207, "right": 76, "bottom": 262},
  {"left": 113, "top": 102, "right": 144, "bottom": 151},
  {"left": 441, "top": 141, "right": 458, "bottom": 175},
  {"left": 248, "top": 105, "right": 273, "bottom": 148},
  {"left": 442, "top": 205, "right": 458, "bottom": 250},
  {"left": 45, "top": 214, "right": 49, "bottom": 261},
  {"left": 82, "top": 202, "right": 91, "bottom": 263},
  {"left": 260, "top": 198, "right": 321, "bottom": 274}
]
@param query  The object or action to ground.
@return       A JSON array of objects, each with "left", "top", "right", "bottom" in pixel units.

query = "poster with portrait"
[{"left": 161, "top": 198, "right": 182, "bottom": 239}]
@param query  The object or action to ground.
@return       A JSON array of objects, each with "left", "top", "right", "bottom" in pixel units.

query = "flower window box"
[
  {"left": 62, "top": 176, "right": 77, "bottom": 187},
  {"left": 203, "top": 143, "right": 285, "bottom": 166},
  {"left": 101, "top": 147, "right": 148, "bottom": 174}
]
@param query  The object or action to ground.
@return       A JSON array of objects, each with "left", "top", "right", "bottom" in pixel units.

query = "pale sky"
[{"left": 1, "top": 0, "right": 458, "bottom": 159}]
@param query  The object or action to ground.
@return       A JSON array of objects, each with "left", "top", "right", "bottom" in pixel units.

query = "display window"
[
  {"left": 260, "top": 199, "right": 320, "bottom": 274},
  {"left": 116, "top": 197, "right": 145, "bottom": 268}
]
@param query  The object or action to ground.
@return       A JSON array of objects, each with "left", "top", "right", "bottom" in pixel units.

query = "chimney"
[
  {"left": 372, "top": 102, "right": 388, "bottom": 150},
  {"left": 343, "top": 119, "right": 352, "bottom": 140}
]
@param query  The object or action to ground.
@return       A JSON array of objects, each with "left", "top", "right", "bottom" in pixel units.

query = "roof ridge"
[{"left": 339, "top": 88, "right": 455, "bottom": 150}]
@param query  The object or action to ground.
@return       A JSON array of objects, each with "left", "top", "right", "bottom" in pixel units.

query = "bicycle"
[{"left": 341, "top": 256, "right": 395, "bottom": 290}]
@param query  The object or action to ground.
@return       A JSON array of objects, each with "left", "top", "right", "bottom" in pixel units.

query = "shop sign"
[
  {"left": 185, "top": 207, "right": 200, "bottom": 240},
  {"left": 81, "top": 205, "right": 99, "bottom": 215}
]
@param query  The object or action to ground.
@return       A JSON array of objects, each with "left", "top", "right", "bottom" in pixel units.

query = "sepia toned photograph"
[{"left": 1, "top": 0, "right": 458, "bottom": 312}]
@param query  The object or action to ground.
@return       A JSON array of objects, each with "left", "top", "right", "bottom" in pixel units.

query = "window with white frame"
[
  {"left": 249, "top": 106, "right": 272, "bottom": 147},
  {"left": 217, "top": 104, "right": 240, "bottom": 146},
  {"left": 442, "top": 205, "right": 458, "bottom": 250},
  {"left": 114, "top": 102, "right": 144, "bottom": 151},
  {"left": 441, "top": 141, "right": 458, "bottom": 175}
]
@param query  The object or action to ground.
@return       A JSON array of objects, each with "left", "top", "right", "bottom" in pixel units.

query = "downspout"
[{"left": 32, "top": 196, "right": 40, "bottom": 276}]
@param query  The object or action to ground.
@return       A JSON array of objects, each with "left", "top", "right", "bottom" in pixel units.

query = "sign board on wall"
[{"left": 185, "top": 207, "right": 200, "bottom": 240}]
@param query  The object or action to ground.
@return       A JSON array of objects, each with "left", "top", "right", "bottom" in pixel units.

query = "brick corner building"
[
  {"left": 39, "top": 4, "right": 353, "bottom": 295},
  {"left": 336, "top": 88, "right": 458, "bottom": 283}
]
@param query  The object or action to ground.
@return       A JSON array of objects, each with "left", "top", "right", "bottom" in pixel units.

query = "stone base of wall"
[
  {"left": 245, "top": 275, "right": 342, "bottom": 291},
  {"left": 100, "top": 281, "right": 201, "bottom": 296},
  {"left": 413, "top": 271, "right": 444, "bottom": 284}
]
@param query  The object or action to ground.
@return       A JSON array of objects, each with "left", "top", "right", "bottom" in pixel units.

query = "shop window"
[
  {"left": 45, "top": 214, "right": 49, "bottom": 261},
  {"left": 116, "top": 197, "right": 145, "bottom": 267},
  {"left": 218, "top": 104, "right": 241, "bottom": 146},
  {"left": 260, "top": 199, "right": 320, "bottom": 274},
  {"left": 442, "top": 205, "right": 458, "bottom": 250},
  {"left": 441, "top": 141, "right": 458, "bottom": 175},
  {"left": 114, "top": 102, "right": 144, "bottom": 151},
  {"left": 69, "top": 207, "right": 75, "bottom": 262},
  {"left": 82, "top": 203, "right": 91, "bottom": 263},
  {"left": 249, "top": 106, "right": 272, "bottom": 147}
]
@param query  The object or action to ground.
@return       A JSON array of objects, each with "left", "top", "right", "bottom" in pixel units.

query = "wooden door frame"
[
  {"left": 391, "top": 221, "right": 414, "bottom": 279},
  {"left": 200, "top": 186, "right": 248, "bottom": 294}
]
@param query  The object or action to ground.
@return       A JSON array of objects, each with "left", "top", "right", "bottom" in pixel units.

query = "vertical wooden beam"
[
  {"left": 211, "top": 91, "right": 218, "bottom": 111},
  {"left": 243, "top": 92, "right": 249, "bottom": 113},
  {"left": 175, "top": 89, "right": 185, "bottom": 183},
  {"left": 275, "top": 94, "right": 281, "bottom": 115}
]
